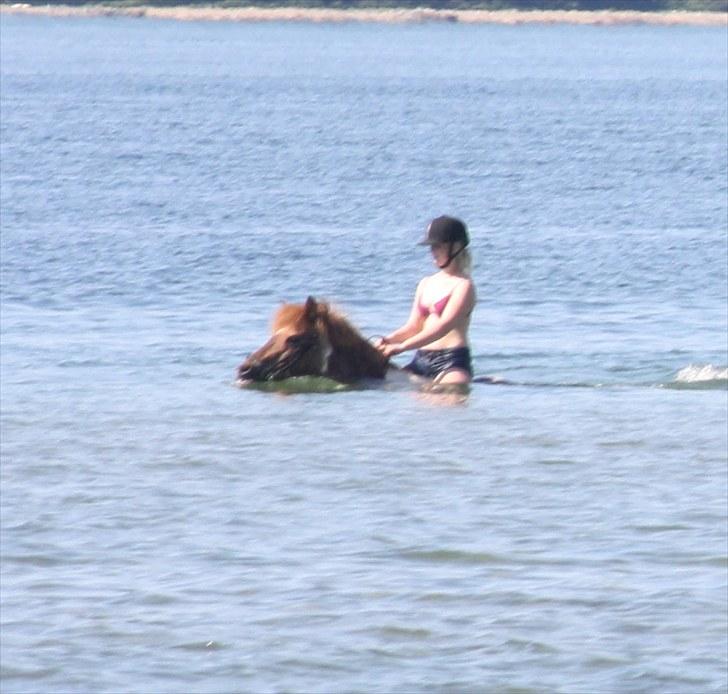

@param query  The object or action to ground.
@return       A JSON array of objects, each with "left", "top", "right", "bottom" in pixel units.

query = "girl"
[{"left": 377, "top": 216, "right": 476, "bottom": 385}]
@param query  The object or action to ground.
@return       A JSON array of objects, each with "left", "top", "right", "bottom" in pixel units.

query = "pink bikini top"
[{"left": 419, "top": 293, "right": 452, "bottom": 317}]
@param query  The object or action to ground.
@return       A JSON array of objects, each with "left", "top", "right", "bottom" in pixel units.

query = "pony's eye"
[{"left": 285, "top": 335, "right": 306, "bottom": 347}]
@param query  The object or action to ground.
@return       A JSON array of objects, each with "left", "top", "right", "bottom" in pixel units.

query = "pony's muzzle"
[{"left": 237, "top": 360, "right": 262, "bottom": 382}]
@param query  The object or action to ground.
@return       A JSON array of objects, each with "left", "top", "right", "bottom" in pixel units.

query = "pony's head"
[{"left": 236, "top": 297, "right": 388, "bottom": 384}]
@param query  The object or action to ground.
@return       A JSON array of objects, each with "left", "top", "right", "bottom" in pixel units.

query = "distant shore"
[{"left": 1, "top": 4, "right": 726, "bottom": 26}]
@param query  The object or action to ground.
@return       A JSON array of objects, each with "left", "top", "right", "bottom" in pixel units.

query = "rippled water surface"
[{"left": 1, "top": 15, "right": 727, "bottom": 693}]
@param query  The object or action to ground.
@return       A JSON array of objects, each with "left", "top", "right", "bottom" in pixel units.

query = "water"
[{"left": 1, "top": 14, "right": 726, "bottom": 693}]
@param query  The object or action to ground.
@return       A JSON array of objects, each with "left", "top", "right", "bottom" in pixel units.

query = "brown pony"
[{"left": 236, "top": 297, "right": 390, "bottom": 384}]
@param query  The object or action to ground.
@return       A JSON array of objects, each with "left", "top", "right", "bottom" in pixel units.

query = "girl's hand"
[{"left": 381, "top": 343, "right": 404, "bottom": 358}]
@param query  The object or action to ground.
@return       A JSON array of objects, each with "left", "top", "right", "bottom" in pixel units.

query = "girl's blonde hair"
[{"left": 452, "top": 246, "right": 473, "bottom": 277}]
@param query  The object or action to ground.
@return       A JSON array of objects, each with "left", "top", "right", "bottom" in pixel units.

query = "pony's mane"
[
  {"left": 270, "top": 301, "right": 357, "bottom": 337},
  {"left": 315, "top": 301, "right": 388, "bottom": 380},
  {"left": 316, "top": 303, "right": 366, "bottom": 345}
]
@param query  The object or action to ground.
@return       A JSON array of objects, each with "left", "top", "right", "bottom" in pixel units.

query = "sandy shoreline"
[{"left": 1, "top": 4, "right": 726, "bottom": 26}]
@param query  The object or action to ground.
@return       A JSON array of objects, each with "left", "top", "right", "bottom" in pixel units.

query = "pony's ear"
[{"left": 304, "top": 296, "right": 318, "bottom": 322}]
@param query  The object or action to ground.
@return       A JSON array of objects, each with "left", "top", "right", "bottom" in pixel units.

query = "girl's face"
[{"left": 430, "top": 242, "right": 450, "bottom": 267}]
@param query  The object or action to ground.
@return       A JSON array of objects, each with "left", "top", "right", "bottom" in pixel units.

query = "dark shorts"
[{"left": 404, "top": 347, "right": 473, "bottom": 379}]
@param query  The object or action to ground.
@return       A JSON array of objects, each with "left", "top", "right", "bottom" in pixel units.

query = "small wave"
[
  {"left": 172, "top": 640, "right": 226, "bottom": 651},
  {"left": 377, "top": 625, "right": 433, "bottom": 641},
  {"left": 400, "top": 548, "right": 511, "bottom": 565},
  {"left": 0, "top": 664, "right": 62, "bottom": 680},
  {"left": 668, "top": 364, "right": 728, "bottom": 390}
]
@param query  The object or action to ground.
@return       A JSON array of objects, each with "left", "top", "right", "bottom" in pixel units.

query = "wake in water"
[
  {"left": 235, "top": 365, "right": 728, "bottom": 395},
  {"left": 667, "top": 364, "right": 728, "bottom": 390},
  {"left": 473, "top": 364, "right": 728, "bottom": 391}
]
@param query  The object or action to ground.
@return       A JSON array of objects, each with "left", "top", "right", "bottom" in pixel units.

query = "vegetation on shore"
[{"left": 3, "top": 0, "right": 726, "bottom": 11}]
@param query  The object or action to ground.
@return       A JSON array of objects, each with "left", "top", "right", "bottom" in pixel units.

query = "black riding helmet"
[{"left": 418, "top": 216, "right": 469, "bottom": 269}]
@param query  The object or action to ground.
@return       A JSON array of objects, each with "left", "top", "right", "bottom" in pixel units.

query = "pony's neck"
[{"left": 319, "top": 310, "right": 388, "bottom": 381}]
